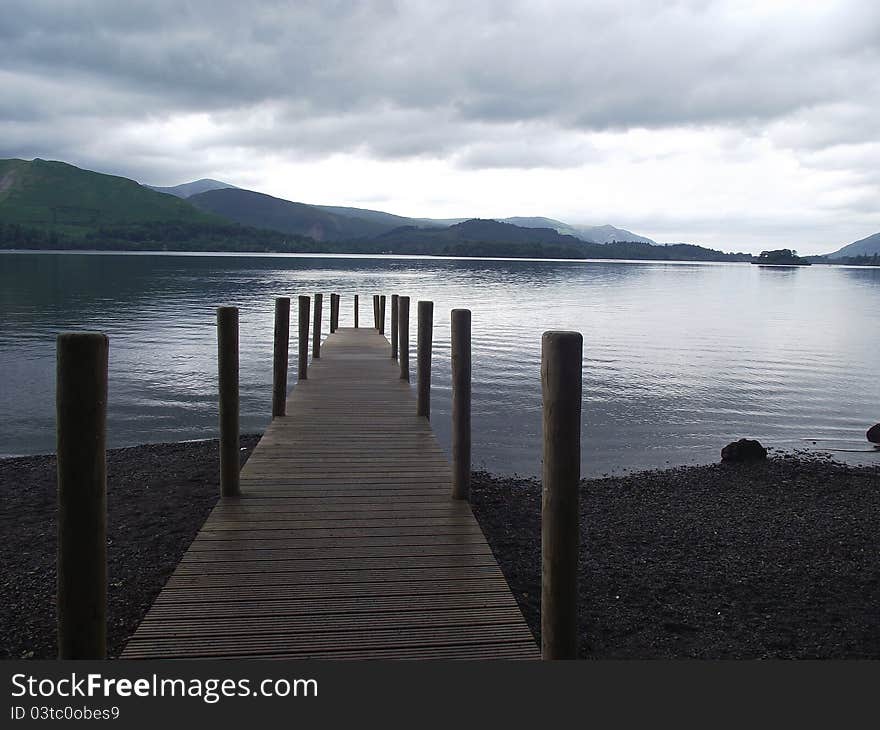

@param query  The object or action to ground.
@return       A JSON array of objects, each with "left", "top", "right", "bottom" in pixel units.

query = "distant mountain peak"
[{"left": 147, "top": 178, "right": 237, "bottom": 199}]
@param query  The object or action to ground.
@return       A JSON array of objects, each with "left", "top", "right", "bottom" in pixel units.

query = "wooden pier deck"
[{"left": 122, "top": 327, "right": 538, "bottom": 659}]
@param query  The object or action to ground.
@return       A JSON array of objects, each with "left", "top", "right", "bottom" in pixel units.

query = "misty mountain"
[
  {"left": 500, "top": 218, "right": 655, "bottom": 244},
  {"left": 574, "top": 224, "right": 655, "bottom": 245},
  {"left": 147, "top": 179, "right": 237, "bottom": 198},
  {"left": 826, "top": 232, "right": 880, "bottom": 259}
]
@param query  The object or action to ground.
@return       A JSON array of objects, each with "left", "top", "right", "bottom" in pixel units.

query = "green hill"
[{"left": 0, "top": 158, "right": 219, "bottom": 238}]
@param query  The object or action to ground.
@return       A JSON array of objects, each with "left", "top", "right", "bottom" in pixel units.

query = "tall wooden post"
[
  {"left": 416, "top": 300, "right": 434, "bottom": 418},
  {"left": 56, "top": 332, "right": 108, "bottom": 659},
  {"left": 272, "top": 297, "right": 290, "bottom": 418},
  {"left": 333, "top": 293, "right": 339, "bottom": 331},
  {"left": 398, "top": 296, "right": 410, "bottom": 381},
  {"left": 313, "top": 293, "right": 323, "bottom": 359},
  {"left": 541, "top": 330, "right": 583, "bottom": 660},
  {"left": 298, "top": 295, "right": 310, "bottom": 380},
  {"left": 451, "top": 309, "right": 471, "bottom": 500},
  {"left": 390, "top": 294, "right": 399, "bottom": 359},
  {"left": 217, "top": 307, "right": 240, "bottom": 498},
  {"left": 329, "top": 294, "right": 337, "bottom": 334},
  {"left": 373, "top": 295, "right": 379, "bottom": 329},
  {"left": 379, "top": 295, "right": 386, "bottom": 335},
  {"left": 354, "top": 295, "right": 359, "bottom": 328}
]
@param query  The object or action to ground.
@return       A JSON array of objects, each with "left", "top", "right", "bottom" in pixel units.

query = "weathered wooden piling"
[
  {"left": 56, "top": 331, "right": 108, "bottom": 659},
  {"left": 313, "top": 293, "right": 323, "bottom": 359},
  {"left": 373, "top": 295, "right": 379, "bottom": 329},
  {"left": 333, "top": 293, "right": 340, "bottom": 332},
  {"left": 354, "top": 295, "right": 359, "bottom": 328},
  {"left": 398, "top": 295, "right": 410, "bottom": 381},
  {"left": 329, "top": 293, "right": 337, "bottom": 334},
  {"left": 390, "top": 294, "right": 399, "bottom": 359},
  {"left": 379, "top": 295, "right": 386, "bottom": 335},
  {"left": 272, "top": 297, "right": 290, "bottom": 418},
  {"left": 451, "top": 309, "right": 471, "bottom": 500},
  {"left": 217, "top": 307, "right": 240, "bottom": 499},
  {"left": 298, "top": 295, "right": 310, "bottom": 380},
  {"left": 540, "top": 330, "right": 583, "bottom": 660},
  {"left": 416, "top": 300, "right": 434, "bottom": 418}
]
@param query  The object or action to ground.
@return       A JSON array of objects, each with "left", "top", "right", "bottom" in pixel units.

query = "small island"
[{"left": 751, "top": 248, "right": 812, "bottom": 266}]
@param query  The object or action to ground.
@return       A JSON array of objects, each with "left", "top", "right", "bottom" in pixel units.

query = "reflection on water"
[{"left": 1, "top": 251, "right": 878, "bottom": 476}]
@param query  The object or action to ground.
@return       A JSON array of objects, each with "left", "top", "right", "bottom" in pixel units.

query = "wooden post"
[
  {"left": 541, "top": 330, "right": 583, "bottom": 660},
  {"left": 416, "top": 300, "right": 434, "bottom": 418},
  {"left": 398, "top": 296, "right": 410, "bottom": 381},
  {"left": 56, "top": 332, "right": 108, "bottom": 659},
  {"left": 313, "top": 293, "right": 323, "bottom": 359},
  {"left": 332, "top": 293, "right": 339, "bottom": 332},
  {"left": 272, "top": 297, "right": 290, "bottom": 418},
  {"left": 451, "top": 309, "right": 471, "bottom": 500},
  {"left": 379, "top": 295, "right": 386, "bottom": 335},
  {"left": 354, "top": 295, "right": 359, "bottom": 328},
  {"left": 329, "top": 294, "right": 336, "bottom": 334},
  {"left": 390, "top": 294, "right": 399, "bottom": 359},
  {"left": 218, "top": 307, "right": 240, "bottom": 498},
  {"left": 373, "top": 294, "right": 379, "bottom": 329},
  {"left": 298, "top": 295, "right": 310, "bottom": 380}
]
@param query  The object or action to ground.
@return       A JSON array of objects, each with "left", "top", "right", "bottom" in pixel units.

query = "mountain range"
[{"left": 1, "top": 158, "right": 876, "bottom": 260}]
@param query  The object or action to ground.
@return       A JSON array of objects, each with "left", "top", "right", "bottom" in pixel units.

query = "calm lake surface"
[{"left": 1, "top": 251, "right": 878, "bottom": 476}]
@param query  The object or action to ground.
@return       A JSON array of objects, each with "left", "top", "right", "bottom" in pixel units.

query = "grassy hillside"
[{"left": 0, "top": 158, "right": 219, "bottom": 237}]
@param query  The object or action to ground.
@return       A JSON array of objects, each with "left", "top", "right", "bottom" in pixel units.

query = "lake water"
[{"left": 1, "top": 251, "right": 878, "bottom": 476}]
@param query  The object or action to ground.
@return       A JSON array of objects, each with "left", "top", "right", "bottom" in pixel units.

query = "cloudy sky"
[{"left": 2, "top": 0, "right": 879, "bottom": 253}]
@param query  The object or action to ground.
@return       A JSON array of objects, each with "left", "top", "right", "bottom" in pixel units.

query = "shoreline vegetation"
[
  {"left": 2, "top": 227, "right": 878, "bottom": 265},
  {"left": 2, "top": 438, "right": 877, "bottom": 659}
]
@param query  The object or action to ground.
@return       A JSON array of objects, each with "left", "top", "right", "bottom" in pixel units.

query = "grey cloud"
[{"left": 1, "top": 0, "right": 879, "bottom": 188}]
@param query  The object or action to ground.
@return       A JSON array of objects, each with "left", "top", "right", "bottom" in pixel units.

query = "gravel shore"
[
  {"left": 471, "top": 451, "right": 880, "bottom": 659},
  {"left": 0, "top": 437, "right": 260, "bottom": 660},
  {"left": 1, "top": 442, "right": 877, "bottom": 659}
]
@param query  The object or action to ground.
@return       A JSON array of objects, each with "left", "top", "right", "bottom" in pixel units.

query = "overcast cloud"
[{"left": 1, "top": 0, "right": 878, "bottom": 253}]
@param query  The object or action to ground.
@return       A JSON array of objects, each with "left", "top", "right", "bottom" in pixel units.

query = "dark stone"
[
  {"left": 721, "top": 438, "right": 767, "bottom": 463},
  {"left": 867, "top": 424, "right": 880, "bottom": 444}
]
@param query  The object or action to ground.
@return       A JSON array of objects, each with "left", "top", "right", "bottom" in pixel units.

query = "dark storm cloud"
[{"left": 1, "top": 0, "right": 878, "bottom": 178}]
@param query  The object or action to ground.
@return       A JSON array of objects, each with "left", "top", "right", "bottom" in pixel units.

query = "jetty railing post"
[
  {"left": 272, "top": 297, "right": 290, "bottom": 418},
  {"left": 354, "top": 295, "right": 359, "bottom": 328},
  {"left": 217, "top": 307, "right": 240, "bottom": 498},
  {"left": 298, "top": 295, "right": 310, "bottom": 380},
  {"left": 329, "top": 294, "right": 336, "bottom": 334},
  {"left": 56, "top": 332, "right": 108, "bottom": 659},
  {"left": 416, "top": 300, "right": 434, "bottom": 417},
  {"left": 451, "top": 309, "right": 471, "bottom": 500},
  {"left": 390, "top": 294, "right": 399, "bottom": 359},
  {"left": 313, "top": 293, "right": 323, "bottom": 359},
  {"left": 379, "top": 295, "right": 386, "bottom": 335},
  {"left": 398, "top": 296, "right": 410, "bottom": 381},
  {"left": 541, "top": 330, "right": 583, "bottom": 660},
  {"left": 373, "top": 294, "right": 379, "bottom": 329},
  {"left": 332, "top": 293, "right": 339, "bottom": 332}
]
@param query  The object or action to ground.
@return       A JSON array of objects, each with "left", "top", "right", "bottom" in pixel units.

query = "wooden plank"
[{"left": 122, "top": 327, "right": 538, "bottom": 660}]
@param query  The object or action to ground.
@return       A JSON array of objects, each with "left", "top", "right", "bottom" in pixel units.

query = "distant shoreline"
[
  {"left": 2, "top": 247, "right": 878, "bottom": 267},
  {"left": 2, "top": 437, "right": 877, "bottom": 659}
]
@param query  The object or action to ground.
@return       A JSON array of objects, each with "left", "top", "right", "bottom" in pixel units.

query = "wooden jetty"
[{"left": 121, "top": 326, "right": 539, "bottom": 659}]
